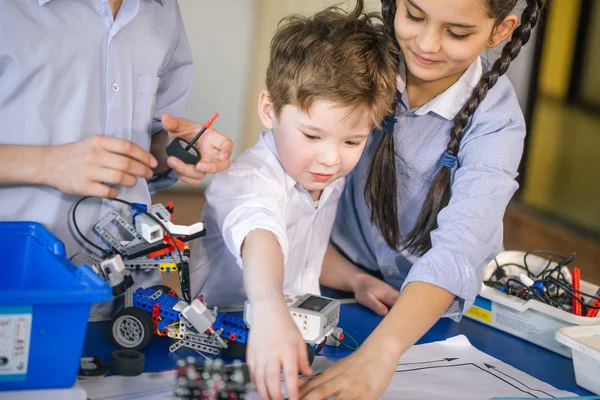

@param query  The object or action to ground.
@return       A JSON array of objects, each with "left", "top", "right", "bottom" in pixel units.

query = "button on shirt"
[
  {"left": 0, "top": 0, "right": 193, "bottom": 315},
  {"left": 331, "top": 56, "right": 526, "bottom": 320},
  {"left": 190, "top": 131, "right": 345, "bottom": 307}
]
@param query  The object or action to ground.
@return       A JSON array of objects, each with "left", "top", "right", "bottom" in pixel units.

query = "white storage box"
[
  {"left": 465, "top": 251, "right": 600, "bottom": 357},
  {"left": 555, "top": 324, "right": 600, "bottom": 394}
]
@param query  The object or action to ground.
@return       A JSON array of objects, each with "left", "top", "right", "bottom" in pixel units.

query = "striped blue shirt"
[
  {"left": 331, "top": 56, "right": 525, "bottom": 319},
  {"left": 0, "top": 0, "right": 192, "bottom": 317}
]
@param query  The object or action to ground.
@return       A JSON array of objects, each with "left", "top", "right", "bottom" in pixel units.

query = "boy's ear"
[
  {"left": 257, "top": 90, "right": 275, "bottom": 130},
  {"left": 489, "top": 14, "right": 519, "bottom": 48}
]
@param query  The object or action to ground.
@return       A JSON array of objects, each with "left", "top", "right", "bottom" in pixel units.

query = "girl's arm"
[
  {"left": 319, "top": 244, "right": 364, "bottom": 292},
  {"left": 320, "top": 244, "right": 400, "bottom": 316},
  {"left": 300, "top": 281, "right": 454, "bottom": 400}
]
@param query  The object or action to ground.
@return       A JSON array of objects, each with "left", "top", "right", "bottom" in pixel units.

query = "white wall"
[{"left": 175, "top": 0, "right": 256, "bottom": 189}]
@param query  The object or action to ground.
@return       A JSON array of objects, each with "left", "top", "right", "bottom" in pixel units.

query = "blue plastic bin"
[{"left": 0, "top": 222, "right": 112, "bottom": 391}]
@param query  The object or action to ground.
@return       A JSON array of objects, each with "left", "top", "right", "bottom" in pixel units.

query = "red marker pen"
[{"left": 572, "top": 267, "right": 582, "bottom": 316}]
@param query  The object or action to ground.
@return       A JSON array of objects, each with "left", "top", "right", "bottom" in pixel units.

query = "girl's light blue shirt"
[{"left": 331, "top": 57, "right": 526, "bottom": 320}]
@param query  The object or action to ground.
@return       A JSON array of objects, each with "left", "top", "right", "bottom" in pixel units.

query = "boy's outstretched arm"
[
  {"left": 0, "top": 138, "right": 156, "bottom": 198},
  {"left": 242, "top": 228, "right": 313, "bottom": 400}
]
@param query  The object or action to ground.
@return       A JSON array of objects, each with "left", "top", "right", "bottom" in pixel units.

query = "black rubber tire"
[
  {"left": 166, "top": 137, "right": 200, "bottom": 164},
  {"left": 78, "top": 356, "right": 108, "bottom": 378},
  {"left": 151, "top": 285, "right": 174, "bottom": 295},
  {"left": 110, "top": 350, "right": 145, "bottom": 376},
  {"left": 109, "top": 307, "right": 154, "bottom": 350}
]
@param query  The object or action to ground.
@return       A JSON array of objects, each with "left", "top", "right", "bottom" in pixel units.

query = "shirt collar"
[
  {"left": 263, "top": 130, "right": 300, "bottom": 193},
  {"left": 38, "top": 0, "right": 164, "bottom": 7},
  {"left": 396, "top": 55, "right": 483, "bottom": 120}
]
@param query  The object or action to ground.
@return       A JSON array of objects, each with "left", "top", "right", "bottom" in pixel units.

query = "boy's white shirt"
[{"left": 190, "top": 130, "right": 346, "bottom": 307}]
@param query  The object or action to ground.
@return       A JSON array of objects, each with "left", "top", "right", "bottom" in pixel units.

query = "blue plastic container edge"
[
  {"left": 0, "top": 221, "right": 112, "bottom": 304},
  {"left": 0, "top": 221, "right": 66, "bottom": 257}
]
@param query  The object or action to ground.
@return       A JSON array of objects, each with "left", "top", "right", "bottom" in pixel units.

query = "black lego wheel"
[
  {"left": 110, "top": 349, "right": 145, "bottom": 376},
  {"left": 110, "top": 307, "right": 154, "bottom": 350},
  {"left": 151, "top": 284, "right": 174, "bottom": 296}
]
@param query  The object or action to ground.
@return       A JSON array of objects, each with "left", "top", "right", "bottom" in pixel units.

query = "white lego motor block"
[
  {"left": 135, "top": 213, "right": 164, "bottom": 244},
  {"left": 182, "top": 298, "right": 217, "bottom": 334},
  {"left": 244, "top": 294, "right": 340, "bottom": 345},
  {"left": 100, "top": 255, "right": 127, "bottom": 287}
]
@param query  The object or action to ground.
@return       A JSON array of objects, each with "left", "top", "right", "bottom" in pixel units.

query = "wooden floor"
[{"left": 154, "top": 190, "right": 600, "bottom": 285}]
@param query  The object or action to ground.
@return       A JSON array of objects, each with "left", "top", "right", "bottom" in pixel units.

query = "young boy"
[{"left": 190, "top": 1, "right": 398, "bottom": 399}]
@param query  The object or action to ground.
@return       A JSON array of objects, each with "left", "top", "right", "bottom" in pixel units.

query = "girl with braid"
[{"left": 300, "top": 0, "right": 546, "bottom": 399}]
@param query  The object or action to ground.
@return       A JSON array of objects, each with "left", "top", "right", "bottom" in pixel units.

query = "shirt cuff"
[
  {"left": 152, "top": 120, "right": 164, "bottom": 136},
  {"left": 223, "top": 211, "right": 289, "bottom": 270},
  {"left": 147, "top": 169, "right": 179, "bottom": 196},
  {"left": 400, "top": 255, "right": 479, "bottom": 321}
]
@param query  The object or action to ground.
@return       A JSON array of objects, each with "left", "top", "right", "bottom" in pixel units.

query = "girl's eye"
[
  {"left": 405, "top": 9, "right": 423, "bottom": 22},
  {"left": 448, "top": 30, "right": 470, "bottom": 41},
  {"left": 303, "top": 133, "right": 319, "bottom": 140},
  {"left": 345, "top": 141, "right": 360, "bottom": 146}
]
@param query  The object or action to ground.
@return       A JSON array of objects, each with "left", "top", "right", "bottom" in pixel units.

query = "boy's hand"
[
  {"left": 43, "top": 135, "right": 157, "bottom": 198},
  {"left": 247, "top": 301, "right": 313, "bottom": 400},
  {"left": 352, "top": 273, "right": 400, "bottom": 316},
  {"left": 161, "top": 113, "right": 233, "bottom": 186}
]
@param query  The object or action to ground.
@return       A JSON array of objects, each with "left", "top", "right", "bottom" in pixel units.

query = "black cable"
[
  {"left": 504, "top": 278, "right": 548, "bottom": 304},
  {"left": 72, "top": 196, "right": 111, "bottom": 257},
  {"left": 544, "top": 276, "right": 600, "bottom": 308},
  {"left": 524, "top": 250, "right": 576, "bottom": 279},
  {"left": 485, "top": 251, "right": 589, "bottom": 314},
  {"left": 72, "top": 196, "right": 192, "bottom": 302}
]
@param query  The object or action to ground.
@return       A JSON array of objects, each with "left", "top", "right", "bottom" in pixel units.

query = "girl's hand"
[
  {"left": 352, "top": 273, "right": 400, "bottom": 316},
  {"left": 43, "top": 135, "right": 157, "bottom": 198},
  {"left": 161, "top": 113, "right": 233, "bottom": 186},
  {"left": 299, "top": 338, "right": 398, "bottom": 400},
  {"left": 247, "top": 301, "right": 313, "bottom": 400}
]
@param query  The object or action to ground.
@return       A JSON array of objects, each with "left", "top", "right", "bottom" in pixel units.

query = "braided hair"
[{"left": 368, "top": 0, "right": 547, "bottom": 255}]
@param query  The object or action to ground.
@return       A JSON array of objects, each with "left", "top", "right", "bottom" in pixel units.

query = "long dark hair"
[{"left": 368, "top": 0, "right": 547, "bottom": 255}]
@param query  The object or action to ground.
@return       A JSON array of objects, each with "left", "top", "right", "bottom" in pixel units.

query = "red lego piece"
[
  {"left": 167, "top": 200, "right": 174, "bottom": 220},
  {"left": 152, "top": 303, "right": 161, "bottom": 332},
  {"left": 147, "top": 248, "right": 170, "bottom": 259},
  {"left": 164, "top": 235, "right": 185, "bottom": 250}
]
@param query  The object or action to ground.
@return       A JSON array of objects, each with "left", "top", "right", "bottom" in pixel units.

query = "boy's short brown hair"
[{"left": 266, "top": 0, "right": 399, "bottom": 128}]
